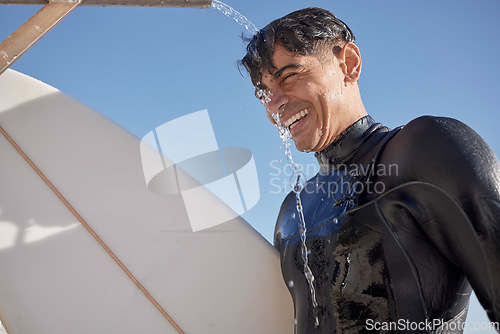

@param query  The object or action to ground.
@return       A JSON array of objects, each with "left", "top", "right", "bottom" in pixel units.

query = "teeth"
[{"left": 284, "top": 108, "right": 309, "bottom": 128}]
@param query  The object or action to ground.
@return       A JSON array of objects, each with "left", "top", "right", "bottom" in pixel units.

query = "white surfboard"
[{"left": 0, "top": 69, "right": 293, "bottom": 334}]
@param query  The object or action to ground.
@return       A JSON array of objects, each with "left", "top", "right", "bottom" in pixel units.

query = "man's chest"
[{"left": 275, "top": 170, "right": 395, "bottom": 332}]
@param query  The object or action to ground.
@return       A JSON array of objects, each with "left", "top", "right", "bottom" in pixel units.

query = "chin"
[{"left": 293, "top": 141, "right": 312, "bottom": 153}]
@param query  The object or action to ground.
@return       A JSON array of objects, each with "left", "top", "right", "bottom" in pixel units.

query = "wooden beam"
[{"left": 0, "top": 1, "right": 81, "bottom": 75}]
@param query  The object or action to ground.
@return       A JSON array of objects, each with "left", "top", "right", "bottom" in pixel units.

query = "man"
[{"left": 240, "top": 7, "right": 500, "bottom": 334}]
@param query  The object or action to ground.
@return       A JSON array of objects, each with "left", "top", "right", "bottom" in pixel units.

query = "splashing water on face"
[
  {"left": 211, "top": 0, "right": 259, "bottom": 35},
  {"left": 256, "top": 87, "right": 320, "bottom": 327}
]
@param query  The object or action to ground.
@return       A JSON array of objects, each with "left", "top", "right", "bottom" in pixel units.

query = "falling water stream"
[
  {"left": 212, "top": 1, "right": 320, "bottom": 327},
  {"left": 271, "top": 112, "right": 320, "bottom": 328},
  {"left": 257, "top": 88, "right": 320, "bottom": 327},
  {"left": 211, "top": 0, "right": 259, "bottom": 35}
]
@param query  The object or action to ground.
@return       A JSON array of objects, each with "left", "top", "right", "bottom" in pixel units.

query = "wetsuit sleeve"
[{"left": 379, "top": 116, "right": 500, "bottom": 323}]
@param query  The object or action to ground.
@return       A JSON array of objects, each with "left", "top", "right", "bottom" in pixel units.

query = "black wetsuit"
[{"left": 274, "top": 115, "right": 500, "bottom": 333}]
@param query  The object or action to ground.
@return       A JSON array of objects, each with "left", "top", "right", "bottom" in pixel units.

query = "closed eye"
[{"left": 283, "top": 73, "right": 297, "bottom": 81}]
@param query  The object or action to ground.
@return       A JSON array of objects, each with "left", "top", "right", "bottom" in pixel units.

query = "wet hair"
[{"left": 239, "top": 7, "right": 355, "bottom": 90}]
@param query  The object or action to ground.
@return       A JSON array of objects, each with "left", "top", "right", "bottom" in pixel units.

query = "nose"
[{"left": 267, "top": 86, "right": 289, "bottom": 115}]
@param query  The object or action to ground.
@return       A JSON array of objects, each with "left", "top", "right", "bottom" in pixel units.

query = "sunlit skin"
[{"left": 260, "top": 43, "right": 368, "bottom": 152}]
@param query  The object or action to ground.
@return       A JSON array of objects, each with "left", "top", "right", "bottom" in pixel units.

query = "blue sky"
[{"left": 2, "top": 0, "right": 500, "bottom": 331}]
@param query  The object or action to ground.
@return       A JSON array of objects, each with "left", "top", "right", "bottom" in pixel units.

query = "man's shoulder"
[
  {"left": 377, "top": 115, "right": 498, "bottom": 191},
  {"left": 384, "top": 115, "right": 489, "bottom": 164},
  {"left": 399, "top": 115, "right": 472, "bottom": 142}
]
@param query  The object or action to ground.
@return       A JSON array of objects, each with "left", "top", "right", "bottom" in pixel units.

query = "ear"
[{"left": 338, "top": 42, "right": 362, "bottom": 83}]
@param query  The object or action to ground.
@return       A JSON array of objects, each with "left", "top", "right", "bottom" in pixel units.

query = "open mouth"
[{"left": 283, "top": 108, "right": 309, "bottom": 130}]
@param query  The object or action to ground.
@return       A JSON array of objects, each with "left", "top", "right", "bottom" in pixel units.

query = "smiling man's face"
[{"left": 260, "top": 44, "right": 359, "bottom": 152}]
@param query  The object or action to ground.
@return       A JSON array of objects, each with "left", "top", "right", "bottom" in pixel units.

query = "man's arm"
[{"left": 378, "top": 116, "right": 500, "bottom": 323}]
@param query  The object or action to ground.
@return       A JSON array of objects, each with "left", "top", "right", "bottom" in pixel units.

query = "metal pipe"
[{"left": 0, "top": 0, "right": 212, "bottom": 8}]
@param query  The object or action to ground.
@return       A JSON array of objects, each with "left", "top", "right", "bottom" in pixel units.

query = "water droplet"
[
  {"left": 333, "top": 218, "right": 338, "bottom": 224},
  {"left": 291, "top": 212, "right": 296, "bottom": 219},
  {"left": 288, "top": 280, "right": 294, "bottom": 288},
  {"left": 305, "top": 271, "right": 314, "bottom": 281},
  {"left": 294, "top": 318, "right": 298, "bottom": 325}
]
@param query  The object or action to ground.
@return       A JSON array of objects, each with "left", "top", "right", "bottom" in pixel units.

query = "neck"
[
  {"left": 342, "top": 86, "right": 368, "bottom": 132},
  {"left": 315, "top": 115, "right": 380, "bottom": 169},
  {"left": 316, "top": 92, "right": 367, "bottom": 152}
]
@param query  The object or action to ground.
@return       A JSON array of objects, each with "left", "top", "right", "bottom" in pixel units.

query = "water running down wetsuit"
[{"left": 274, "top": 115, "right": 500, "bottom": 333}]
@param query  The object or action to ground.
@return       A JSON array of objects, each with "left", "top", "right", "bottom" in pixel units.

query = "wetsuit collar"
[{"left": 315, "top": 115, "right": 378, "bottom": 168}]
